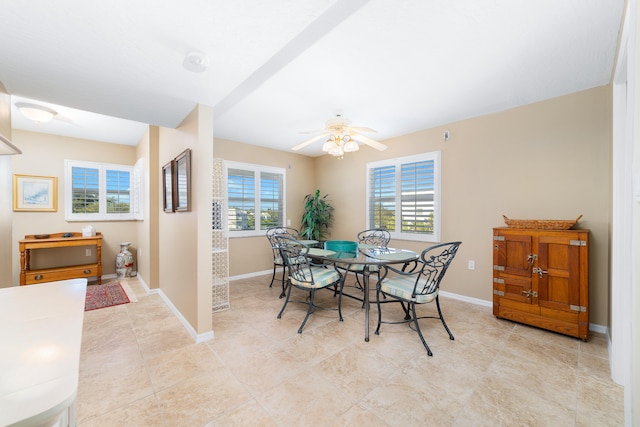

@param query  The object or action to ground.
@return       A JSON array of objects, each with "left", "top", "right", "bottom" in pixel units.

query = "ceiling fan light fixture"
[
  {"left": 328, "top": 142, "right": 344, "bottom": 157},
  {"left": 15, "top": 102, "right": 57, "bottom": 123},
  {"left": 292, "top": 112, "right": 386, "bottom": 157},
  {"left": 343, "top": 136, "right": 359, "bottom": 152}
]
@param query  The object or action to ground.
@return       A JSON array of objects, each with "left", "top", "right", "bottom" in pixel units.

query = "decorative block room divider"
[{"left": 212, "top": 158, "right": 229, "bottom": 312}]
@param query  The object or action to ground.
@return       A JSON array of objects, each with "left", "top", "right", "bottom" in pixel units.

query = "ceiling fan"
[{"left": 292, "top": 113, "right": 387, "bottom": 156}]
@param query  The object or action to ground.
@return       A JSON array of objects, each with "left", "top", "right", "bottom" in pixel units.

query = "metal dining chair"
[
  {"left": 354, "top": 228, "right": 391, "bottom": 286},
  {"left": 339, "top": 228, "right": 391, "bottom": 291},
  {"left": 274, "top": 235, "right": 344, "bottom": 333},
  {"left": 375, "top": 241, "right": 462, "bottom": 356},
  {"left": 265, "top": 227, "right": 299, "bottom": 297}
]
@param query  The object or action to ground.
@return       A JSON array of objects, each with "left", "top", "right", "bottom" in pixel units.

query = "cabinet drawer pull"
[
  {"left": 34, "top": 274, "right": 43, "bottom": 280},
  {"left": 84, "top": 269, "right": 92, "bottom": 274}
]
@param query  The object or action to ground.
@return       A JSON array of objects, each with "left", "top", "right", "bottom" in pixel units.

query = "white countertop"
[{"left": 0, "top": 279, "right": 87, "bottom": 427}]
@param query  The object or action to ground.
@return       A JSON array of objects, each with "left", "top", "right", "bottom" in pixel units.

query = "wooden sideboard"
[
  {"left": 19, "top": 232, "right": 102, "bottom": 286},
  {"left": 492, "top": 227, "right": 589, "bottom": 340}
]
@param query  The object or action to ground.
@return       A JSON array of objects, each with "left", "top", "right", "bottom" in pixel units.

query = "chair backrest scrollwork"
[
  {"left": 415, "top": 241, "right": 462, "bottom": 296},
  {"left": 266, "top": 227, "right": 300, "bottom": 261},
  {"left": 266, "top": 227, "right": 299, "bottom": 241},
  {"left": 272, "top": 235, "right": 314, "bottom": 285},
  {"left": 357, "top": 228, "right": 391, "bottom": 247}
]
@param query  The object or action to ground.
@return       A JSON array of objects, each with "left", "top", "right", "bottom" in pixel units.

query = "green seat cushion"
[
  {"left": 380, "top": 276, "right": 437, "bottom": 303},
  {"left": 291, "top": 266, "right": 340, "bottom": 289}
]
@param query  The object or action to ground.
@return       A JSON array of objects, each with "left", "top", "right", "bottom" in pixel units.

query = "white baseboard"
[
  {"left": 229, "top": 269, "right": 273, "bottom": 281},
  {"left": 154, "top": 288, "right": 214, "bottom": 343},
  {"left": 164, "top": 270, "right": 608, "bottom": 343},
  {"left": 433, "top": 290, "right": 606, "bottom": 334},
  {"left": 439, "top": 290, "right": 492, "bottom": 307},
  {"left": 134, "top": 274, "right": 150, "bottom": 293},
  {"left": 589, "top": 323, "right": 607, "bottom": 334},
  {"left": 127, "top": 273, "right": 214, "bottom": 343}
]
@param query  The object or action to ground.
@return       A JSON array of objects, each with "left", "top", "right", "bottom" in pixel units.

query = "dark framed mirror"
[
  {"left": 162, "top": 160, "right": 175, "bottom": 213},
  {"left": 175, "top": 149, "right": 191, "bottom": 212}
]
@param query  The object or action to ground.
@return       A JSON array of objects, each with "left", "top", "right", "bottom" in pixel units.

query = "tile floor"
[{"left": 77, "top": 275, "right": 624, "bottom": 426}]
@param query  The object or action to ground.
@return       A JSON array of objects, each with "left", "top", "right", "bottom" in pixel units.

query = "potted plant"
[{"left": 300, "top": 189, "right": 334, "bottom": 241}]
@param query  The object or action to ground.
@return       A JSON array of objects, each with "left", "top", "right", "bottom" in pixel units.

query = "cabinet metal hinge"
[
  {"left": 493, "top": 236, "right": 505, "bottom": 241},
  {"left": 493, "top": 290, "right": 505, "bottom": 296},
  {"left": 493, "top": 278, "right": 504, "bottom": 284},
  {"left": 570, "top": 305, "right": 587, "bottom": 312},
  {"left": 493, "top": 265, "right": 505, "bottom": 271},
  {"left": 570, "top": 240, "right": 587, "bottom": 246}
]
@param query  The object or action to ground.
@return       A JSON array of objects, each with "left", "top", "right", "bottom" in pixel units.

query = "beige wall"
[
  {"left": 135, "top": 125, "right": 159, "bottom": 289},
  {"left": 9, "top": 130, "right": 139, "bottom": 285},
  {"left": 217, "top": 87, "right": 610, "bottom": 327},
  {"left": 316, "top": 86, "right": 611, "bottom": 327},
  {"left": 158, "top": 105, "right": 213, "bottom": 335},
  {"left": 0, "top": 83, "right": 13, "bottom": 286},
  {"left": 213, "top": 139, "right": 317, "bottom": 277},
  {"left": 4, "top": 86, "right": 611, "bottom": 330}
]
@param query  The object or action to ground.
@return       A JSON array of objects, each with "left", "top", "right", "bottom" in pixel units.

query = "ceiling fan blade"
[
  {"left": 299, "top": 128, "right": 327, "bottom": 134},
  {"left": 351, "top": 133, "right": 387, "bottom": 151},
  {"left": 347, "top": 126, "right": 377, "bottom": 133},
  {"left": 292, "top": 131, "right": 331, "bottom": 151}
]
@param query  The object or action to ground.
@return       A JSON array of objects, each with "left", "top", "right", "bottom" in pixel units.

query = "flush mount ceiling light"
[
  {"left": 15, "top": 102, "right": 57, "bottom": 123},
  {"left": 183, "top": 51, "right": 210, "bottom": 73}
]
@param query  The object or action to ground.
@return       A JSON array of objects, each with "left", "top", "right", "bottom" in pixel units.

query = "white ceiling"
[{"left": 0, "top": 0, "right": 625, "bottom": 156}]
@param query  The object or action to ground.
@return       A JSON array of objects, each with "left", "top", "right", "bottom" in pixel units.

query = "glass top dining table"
[{"left": 307, "top": 245, "right": 419, "bottom": 342}]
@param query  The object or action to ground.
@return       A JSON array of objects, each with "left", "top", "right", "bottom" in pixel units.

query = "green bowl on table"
[{"left": 324, "top": 240, "right": 358, "bottom": 258}]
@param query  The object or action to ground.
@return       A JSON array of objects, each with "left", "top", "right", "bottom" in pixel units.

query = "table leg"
[{"left": 364, "top": 268, "right": 370, "bottom": 342}]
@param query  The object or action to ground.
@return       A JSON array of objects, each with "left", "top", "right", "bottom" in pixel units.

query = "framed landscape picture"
[{"left": 13, "top": 174, "right": 57, "bottom": 212}]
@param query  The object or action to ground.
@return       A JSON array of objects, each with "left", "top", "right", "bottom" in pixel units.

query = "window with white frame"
[
  {"left": 64, "top": 159, "right": 143, "bottom": 221},
  {"left": 366, "top": 151, "right": 441, "bottom": 242},
  {"left": 226, "top": 161, "right": 285, "bottom": 237}
]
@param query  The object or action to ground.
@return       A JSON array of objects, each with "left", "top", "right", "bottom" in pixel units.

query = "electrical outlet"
[
  {"left": 85, "top": 249, "right": 92, "bottom": 257},
  {"left": 468, "top": 260, "right": 475, "bottom": 270},
  {"left": 287, "top": 219, "right": 291, "bottom": 226}
]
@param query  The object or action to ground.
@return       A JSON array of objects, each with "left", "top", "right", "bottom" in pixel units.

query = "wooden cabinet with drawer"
[
  {"left": 492, "top": 227, "right": 589, "bottom": 340},
  {"left": 19, "top": 232, "right": 102, "bottom": 286}
]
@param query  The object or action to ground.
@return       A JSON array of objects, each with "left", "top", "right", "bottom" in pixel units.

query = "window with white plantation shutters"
[
  {"left": 65, "top": 159, "right": 141, "bottom": 221},
  {"left": 106, "top": 169, "right": 131, "bottom": 213},
  {"left": 227, "top": 168, "right": 255, "bottom": 231},
  {"left": 226, "top": 161, "right": 286, "bottom": 237},
  {"left": 368, "top": 165, "right": 396, "bottom": 231},
  {"left": 401, "top": 160, "right": 435, "bottom": 233},
  {"left": 71, "top": 166, "right": 100, "bottom": 214},
  {"left": 367, "top": 151, "right": 441, "bottom": 242},
  {"left": 260, "top": 171, "right": 283, "bottom": 229}
]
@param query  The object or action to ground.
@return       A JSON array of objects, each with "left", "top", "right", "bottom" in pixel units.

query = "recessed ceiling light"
[
  {"left": 15, "top": 102, "right": 57, "bottom": 123},
  {"left": 183, "top": 51, "right": 210, "bottom": 73}
]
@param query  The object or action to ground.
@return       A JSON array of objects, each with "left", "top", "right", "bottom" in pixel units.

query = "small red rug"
[{"left": 84, "top": 282, "right": 130, "bottom": 311}]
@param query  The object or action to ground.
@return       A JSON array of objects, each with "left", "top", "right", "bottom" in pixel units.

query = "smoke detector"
[{"left": 183, "top": 51, "right": 210, "bottom": 73}]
